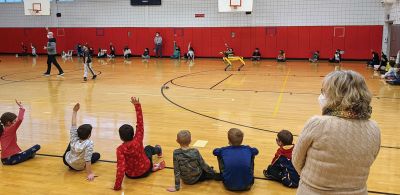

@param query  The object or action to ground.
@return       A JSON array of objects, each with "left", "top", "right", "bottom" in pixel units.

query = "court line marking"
[
  {"left": 209, "top": 74, "right": 233, "bottom": 89},
  {"left": 31, "top": 153, "right": 400, "bottom": 195},
  {"left": 162, "top": 70, "right": 400, "bottom": 150},
  {"left": 169, "top": 72, "right": 400, "bottom": 100},
  {"left": 272, "top": 70, "right": 290, "bottom": 117}
]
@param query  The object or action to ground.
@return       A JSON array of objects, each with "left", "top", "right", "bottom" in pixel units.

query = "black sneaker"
[
  {"left": 43, "top": 73, "right": 50, "bottom": 76},
  {"left": 83, "top": 77, "right": 87, "bottom": 81},
  {"left": 58, "top": 72, "right": 64, "bottom": 76},
  {"left": 92, "top": 75, "right": 97, "bottom": 80}
]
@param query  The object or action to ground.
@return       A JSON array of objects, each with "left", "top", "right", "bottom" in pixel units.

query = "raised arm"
[
  {"left": 10, "top": 99, "right": 25, "bottom": 132},
  {"left": 72, "top": 103, "right": 80, "bottom": 127},
  {"left": 131, "top": 97, "right": 144, "bottom": 142}
]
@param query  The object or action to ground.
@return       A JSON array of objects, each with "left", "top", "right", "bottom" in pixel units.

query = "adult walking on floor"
[
  {"left": 292, "top": 70, "right": 381, "bottom": 195},
  {"left": 154, "top": 32, "right": 163, "bottom": 58},
  {"left": 43, "top": 29, "right": 64, "bottom": 76}
]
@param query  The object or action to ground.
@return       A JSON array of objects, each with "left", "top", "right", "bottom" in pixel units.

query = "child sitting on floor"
[
  {"left": 381, "top": 60, "right": 399, "bottom": 80},
  {"left": 1, "top": 100, "right": 41, "bottom": 165},
  {"left": 213, "top": 128, "right": 258, "bottom": 191},
  {"left": 63, "top": 103, "right": 100, "bottom": 181},
  {"left": 183, "top": 42, "right": 195, "bottom": 61},
  {"left": 142, "top": 48, "right": 150, "bottom": 59},
  {"left": 123, "top": 46, "right": 132, "bottom": 59},
  {"left": 277, "top": 50, "right": 286, "bottom": 62},
  {"left": 113, "top": 97, "right": 165, "bottom": 191},
  {"left": 171, "top": 41, "right": 181, "bottom": 59},
  {"left": 167, "top": 130, "right": 216, "bottom": 192},
  {"left": 309, "top": 51, "right": 320, "bottom": 63},
  {"left": 251, "top": 48, "right": 261, "bottom": 61},
  {"left": 263, "top": 130, "right": 299, "bottom": 188},
  {"left": 329, "top": 49, "right": 342, "bottom": 63}
]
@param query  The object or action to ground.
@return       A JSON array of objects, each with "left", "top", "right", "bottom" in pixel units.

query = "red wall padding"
[{"left": 0, "top": 25, "right": 382, "bottom": 59}]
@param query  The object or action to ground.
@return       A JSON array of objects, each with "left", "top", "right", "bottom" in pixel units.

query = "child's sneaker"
[
  {"left": 92, "top": 75, "right": 97, "bottom": 80},
  {"left": 83, "top": 77, "right": 87, "bottom": 81},
  {"left": 155, "top": 145, "right": 162, "bottom": 158},
  {"left": 152, "top": 160, "right": 165, "bottom": 171}
]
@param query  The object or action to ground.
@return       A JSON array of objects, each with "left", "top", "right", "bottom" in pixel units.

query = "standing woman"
[
  {"left": 293, "top": 70, "right": 381, "bottom": 195},
  {"left": 43, "top": 30, "right": 64, "bottom": 76},
  {"left": 154, "top": 32, "right": 163, "bottom": 58}
]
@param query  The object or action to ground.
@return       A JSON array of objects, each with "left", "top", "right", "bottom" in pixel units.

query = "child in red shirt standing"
[
  {"left": 263, "top": 129, "right": 299, "bottom": 188},
  {"left": 113, "top": 97, "right": 165, "bottom": 191},
  {"left": 0, "top": 100, "right": 41, "bottom": 165}
]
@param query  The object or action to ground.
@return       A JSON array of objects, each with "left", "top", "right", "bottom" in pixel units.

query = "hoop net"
[{"left": 28, "top": 9, "right": 40, "bottom": 15}]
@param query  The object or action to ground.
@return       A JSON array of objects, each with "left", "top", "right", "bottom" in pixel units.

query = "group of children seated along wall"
[
  {"left": 19, "top": 40, "right": 334, "bottom": 64},
  {"left": 75, "top": 42, "right": 195, "bottom": 61},
  {"left": 367, "top": 50, "right": 400, "bottom": 85},
  {"left": 219, "top": 46, "right": 343, "bottom": 63},
  {"left": 1, "top": 97, "right": 299, "bottom": 191}
]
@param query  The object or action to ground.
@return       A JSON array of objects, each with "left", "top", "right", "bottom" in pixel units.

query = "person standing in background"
[
  {"left": 154, "top": 32, "right": 163, "bottom": 58},
  {"left": 43, "top": 30, "right": 64, "bottom": 76}
]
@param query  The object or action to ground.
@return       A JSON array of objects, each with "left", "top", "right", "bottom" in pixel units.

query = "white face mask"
[{"left": 318, "top": 94, "right": 327, "bottom": 109}]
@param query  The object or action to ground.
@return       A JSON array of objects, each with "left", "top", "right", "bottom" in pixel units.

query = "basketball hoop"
[
  {"left": 28, "top": 3, "right": 41, "bottom": 15},
  {"left": 28, "top": 9, "right": 40, "bottom": 15},
  {"left": 230, "top": 0, "right": 241, "bottom": 9}
]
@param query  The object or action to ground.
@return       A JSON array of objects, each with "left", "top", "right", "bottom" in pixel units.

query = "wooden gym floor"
[{"left": 0, "top": 55, "right": 399, "bottom": 195}]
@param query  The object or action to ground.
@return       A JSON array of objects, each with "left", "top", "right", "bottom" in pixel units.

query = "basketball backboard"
[
  {"left": 24, "top": 0, "right": 50, "bottom": 16},
  {"left": 218, "top": 0, "right": 253, "bottom": 12}
]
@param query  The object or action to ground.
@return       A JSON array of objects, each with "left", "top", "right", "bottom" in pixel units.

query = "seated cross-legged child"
[
  {"left": 1, "top": 100, "right": 41, "bottom": 165},
  {"left": 263, "top": 130, "right": 299, "bottom": 188},
  {"left": 277, "top": 50, "right": 286, "bottom": 62},
  {"left": 170, "top": 41, "right": 181, "bottom": 59},
  {"left": 113, "top": 97, "right": 165, "bottom": 191},
  {"left": 213, "top": 128, "right": 259, "bottom": 191},
  {"left": 251, "top": 48, "right": 261, "bottom": 61},
  {"left": 309, "top": 51, "right": 320, "bottom": 63},
  {"left": 167, "top": 130, "right": 216, "bottom": 192},
  {"left": 63, "top": 103, "right": 100, "bottom": 181},
  {"left": 142, "top": 48, "right": 150, "bottom": 59}
]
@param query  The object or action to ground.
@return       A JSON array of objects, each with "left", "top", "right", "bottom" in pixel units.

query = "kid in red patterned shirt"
[
  {"left": 113, "top": 97, "right": 165, "bottom": 190},
  {"left": 1, "top": 100, "right": 41, "bottom": 165}
]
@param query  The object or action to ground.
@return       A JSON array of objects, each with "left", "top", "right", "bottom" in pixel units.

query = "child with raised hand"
[
  {"left": 167, "top": 130, "right": 216, "bottom": 192},
  {"left": 114, "top": 97, "right": 165, "bottom": 191},
  {"left": 263, "top": 130, "right": 299, "bottom": 188},
  {"left": 1, "top": 100, "right": 41, "bottom": 165},
  {"left": 213, "top": 128, "right": 258, "bottom": 191},
  {"left": 170, "top": 41, "right": 181, "bottom": 59},
  {"left": 63, "top": 103, "right": 100, "bottom": 181}
]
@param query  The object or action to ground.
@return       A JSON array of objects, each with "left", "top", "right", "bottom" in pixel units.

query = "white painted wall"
[
  {"left": 0, "top": 0, "right": 385, "bottom": 27},
  {"left": 391, "top": 0, "right": 400, "bottom": 24}
]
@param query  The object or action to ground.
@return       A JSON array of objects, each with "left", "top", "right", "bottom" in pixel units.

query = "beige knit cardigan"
[{"left": 293, "top": 115, "right": 381, "bottom": 195}]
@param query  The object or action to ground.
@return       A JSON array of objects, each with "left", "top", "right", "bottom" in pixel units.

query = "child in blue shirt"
[{"left": 213, "top": 128, "right": 258, "bottom": 191}]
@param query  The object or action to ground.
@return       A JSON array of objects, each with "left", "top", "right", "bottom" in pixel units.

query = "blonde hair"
[
  {"left": 228, "top": 128, "right": 244, "bottom": 146},
  {"left": 177, "top": 130, "right": 191, "bottom": 146},
  {"left": 322, "top": 70, "right": 372, "bottom": 118}
]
